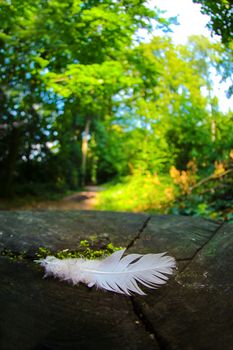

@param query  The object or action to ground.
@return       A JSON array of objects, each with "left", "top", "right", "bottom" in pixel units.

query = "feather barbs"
[{"left": 38, "top": 249, "right": 176, "bottom": 295}]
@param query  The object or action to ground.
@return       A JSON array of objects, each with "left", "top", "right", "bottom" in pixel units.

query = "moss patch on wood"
[{"left": 1, "top": 239, "right": 123, "bottom": 262}]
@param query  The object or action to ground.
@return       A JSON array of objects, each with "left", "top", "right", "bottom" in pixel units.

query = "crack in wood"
[
  {"left": 126, "top": 216, "right": 151, "bottom": 250},
  {"left": 176, "top": 257, "right": 193, "bottom": 261},
  {"left": 130, "top": 297, "right": 172, "bottom": 350},
  {"left": 129, "top": 220, "right": 227, "bottom": 350},
  {"left": 179, "top": 221, "right": 226, "bottom": 273}
]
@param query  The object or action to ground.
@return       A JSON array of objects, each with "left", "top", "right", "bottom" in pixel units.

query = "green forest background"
[{"left": 0, "top": 0, "right": 232, "bottom": 221}]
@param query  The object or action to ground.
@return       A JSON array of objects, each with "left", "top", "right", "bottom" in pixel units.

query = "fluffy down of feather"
[{"left": 37, "top": 249, "right": 176, "bottom": 295}]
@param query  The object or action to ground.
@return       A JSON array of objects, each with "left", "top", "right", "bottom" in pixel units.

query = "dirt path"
[
  {"left": 7, "top": 186, "right": 103, "bottom": 211},
  {"left": 59, "top": 186, "right": 103, "bottom": 210}
]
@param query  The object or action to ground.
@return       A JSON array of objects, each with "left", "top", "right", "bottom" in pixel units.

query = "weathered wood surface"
[
  {"left": 0, "top": 211, "right": 232, "bottom": 350},
  {"left": 0, "top": 211, "right": 149, "bottom": 253}
]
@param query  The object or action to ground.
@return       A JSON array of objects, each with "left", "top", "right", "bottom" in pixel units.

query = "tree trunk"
[
  {"left": 209, "top": 91, "right": 216, "bottom": 143},
  {"left": 1, "top": 123, "right": 22, "bottom": 197},
  {"left": 81, "top": 117, "right": 91, "bottom": 187},
  {"left": 211, "top": 119, "right": 216, "bottom": 142}
]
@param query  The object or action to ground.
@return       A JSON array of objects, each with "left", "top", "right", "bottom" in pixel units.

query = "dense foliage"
[
  {"left": 193, "top": 0, "right": 233, "bottom": 44},
  {"left": 0, "top": 0, "right": 232, "bottom": 220}
]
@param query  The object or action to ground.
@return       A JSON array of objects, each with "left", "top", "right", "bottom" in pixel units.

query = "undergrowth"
[
  {"left": 96, "top": 172, "right": 174, "bottom": 213},
  {"left": 96, "top": 154, "right": 233, "bottom": 222}
]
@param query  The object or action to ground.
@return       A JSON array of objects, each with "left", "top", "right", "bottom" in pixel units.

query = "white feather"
[{"left": 37, "top": 249, "right": 176, "bottom": 295}]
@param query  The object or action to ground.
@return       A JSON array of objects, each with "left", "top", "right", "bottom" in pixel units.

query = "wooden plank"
[
  {"left": 129, "top": 214, "right": 220, "bottom": 259},
  {"left": 0, "top": 257, "right": 159, "bottom": 350},
  {"left": 0, "top": 210, "right": 149, "bottom": 254},
  {"left": 132, "top": 222, "right": 233, "bottom": 350},
  {"left": 1, "top": 211, "right": 231, "bottom": 349}
]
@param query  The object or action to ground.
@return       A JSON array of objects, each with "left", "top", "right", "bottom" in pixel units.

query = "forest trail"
[
  {"left": 34, "top": 186, "right": 103, "bottom": 210},
  {"left": 1, "top": 186, "right": 103, "bottom": 211},
  {"left": 59, "top": 186, "right": 103, "bottom": 210}
]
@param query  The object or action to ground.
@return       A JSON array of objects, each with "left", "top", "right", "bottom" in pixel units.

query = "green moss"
[
  {"left": 36, "top": 246, "right": 52, "bottom": 258},
  {"left": 52, "top": 241, "right": 122, "bottom": 260},
  {"left": 1, "top": 249, "right": 27, "bottom": 261},
  {"left": 79, "top": 240, "right": 90, "bottom": 248},
  {"left": 1, "top": 240, "right": 123, "bottom": 262}
]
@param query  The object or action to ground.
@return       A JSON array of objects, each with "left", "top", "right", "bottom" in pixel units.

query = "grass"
[
  {"left": 95, "top": 172, "right": 175, "bottom": 213},
  {"left": 95, "top": 167, "right": 233, "bottom": 222}
]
